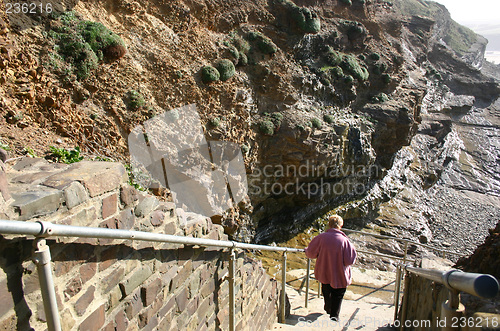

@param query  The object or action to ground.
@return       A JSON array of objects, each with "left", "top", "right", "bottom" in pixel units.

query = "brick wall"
[{"left": 0, "top": 157, "right": 279, "bottom": 330}]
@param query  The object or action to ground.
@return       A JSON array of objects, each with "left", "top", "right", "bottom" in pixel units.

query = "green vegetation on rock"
[
  {"left": 217, "top": 59, "right": 236, "bottom": 81},
  {"left": 126, "top": 90, "right": 145, "bottom": 111},
  {"left": 371, "top": 92, "right": 390, "bottom": 103},
  {"left": 311, "top": 118, "right": 322, "bottom": 129},
  {"left": 201, "top": 65, "right": 220, "bottom": 83},
  {"left": 45, "top": 11, "right": 126, "bottom": 80},
  {"left": 248, "top": 31, "right": 278, "bottom": 55},
  {"left": 323, "top": 114, "right": 335, "bottom": 124},
  {"left": 259, "top": 120, "right": 275, "bottom": 135},
  {"left": 341, "top": 54, "right": 369, "bottom": 81},
  {"left": 395, "top": 0, "right": 477, "bottom": 56},
  {"left": 209, "top": 117, "right": 221, "bottom": 127},
  {"left": 49, "top": 146, "right": 84, "bottom": 164},
  {"left": 278, "top": 0, "right": 321, "bottom": 34}
]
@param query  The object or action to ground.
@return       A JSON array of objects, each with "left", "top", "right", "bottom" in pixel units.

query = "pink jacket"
[{"left": 305, "top": 228, "right": 357, "bottom": 289}]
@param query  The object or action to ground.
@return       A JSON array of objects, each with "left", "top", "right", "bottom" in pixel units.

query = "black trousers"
[{"left": 321, "top": 283, "right": 346, "bottom": 320}]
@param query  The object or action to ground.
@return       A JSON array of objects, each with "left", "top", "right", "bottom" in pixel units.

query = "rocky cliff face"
[{"left": 0, "top": 0, "right": 499, "bottom": 251}]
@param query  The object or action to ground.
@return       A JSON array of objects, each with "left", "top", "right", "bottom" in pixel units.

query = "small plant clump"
[
  {"left": 323, "top": 114, "right": 335, "bottom": 124},
  {"left": 248, "top": 31, "right": 278, "bottom": 55},
  {"left": 371, "top": 93, "right": 390, "bottom": 103},
  {"left": 217, "top": 59, "right": 236, "bottom": 81},
  {"left": 311, "top": 118, "right": 322, "bottom": 129},
  {"left": 373, "top": 62, "right": 388, "bottom": 75},
  {"left": 278, "top": 0, "right": 321, "bottom": 34},
  {"left": 49, "top": 146, "right": 84, "bottom": 164},
  {"left": 258, "top": 120, "right": 275, "bottom": 135},
  {"left": 127, "top": 90, "right": 146, "bottom": 111},
  {"left": 344, "top": 75, "right": 355, "bottom": 84},
  {"left": 341, "top": 54, "right": 369, "bottom": 81},
  {"left": 331, "top": 66, "right": 344, "bottom": 79},
  {"left": 209, "top": 117, "right": 221, "bottom": 127},
  {"left": 370, "top": 52, "right": 381, "bottom": 61},
  {"left": 201, "top": 65, "right": 220, "bottom": 83},
  {"left": 326, "top": 47, "right": 344, "bottom": 66},
  {"left": 46, "top": 11, "right": 126, "bottom": 79},
  {"left": 340, "top": 0, "right": 352, "bottom": 5},
  {"left": 240, "top": 144, "right": 250, "bottom": 154},
  {"left": 381, "top": 73, "right": 391, "bottom": 84}
]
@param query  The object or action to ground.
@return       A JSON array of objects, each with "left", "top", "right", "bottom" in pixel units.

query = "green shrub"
[
  {"left": 201, "top": 65, "right": 220, "bottom": 83},
  {"left": 358, "top": 54, "right": 366, "bottom": 61},
  {"left": 269, "top": 112, "right": 284, "bottom": 129},
  {"left": 342, "top": 54, "right": 369, "bottom": 81},
  {"left": 323, "top": 114, "right": 335, "bottom": 124},
  {"left": 241, "top": 144, "right": 250, "bottom": 154},
  {"left": 371, "top": 93, "right": 389, "bottom": 103},
  {"left": 331, "top": 66, "right": 344, "bottom": 78},
  {"left": 217, "top": 59, "right": 236, "bottom": 81},
  {"left": 293, "top": 7, "right": 321, "bottom": 33},
  {"left": 227, "top": 45, "right": 239, "bottom": 62},
  {"left": 127, "top": 90, "right": 145, "bottom": 110},
  {"left": 373, "top": 62, "right": 388, "bottom": 75},
  {"left": 340, "top": 0, "right": 352, "bottom": 5},
  {"left": 238, "top": 53, "right": 248, "bottom": 66},
  {"left": 344, "top": 75, "right": 354, "bottom": 84},
  {"left": 326, "top": 48, "right": 344, "bottom": 66},
  {"left": 78, "top": 21, "right": 125, "bottom": 60},
  {"left": 346, "top": 23, "right": 365, "bottom": 40},
  {"left": 370, "top": 52, "right": 380, "bottom": 61},
  {"left": 279, "top": 0, "right": 321, "bottom": 34},
  {"left": 381, "top": 73, "right": 391, "bottom": 84},
  {"left": 248, "top": 31, "right": 278, "bottom": 55},
  {"left": 49, "top": 146, "right": 84, "bottom": 164},
  {"left": 259, "top": 120, "right": 275, "bottom": 135},
  {"left": 233, "top": 36, "right": 251, "bottom": 54},
  {"left": 209, "top": 117, "right": 221, "bottom": 127},
  {"left": 311, "top": 118, "right": 322, "bottom": 129},
  {"left": 46, "top": 11, "right": 125, "bottom": 80}
]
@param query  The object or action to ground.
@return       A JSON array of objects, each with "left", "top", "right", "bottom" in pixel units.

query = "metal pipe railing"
[
  {"left": 401, "top": 266, "right": 499, "bottom": 330},
  {"left": 405, "top": 266, "right": 499, "bottom": 299},
  {"left": 0, "top": 220, "right": 304, "bottom": 253},
  {"left": 0, "top": 219, "right": 472, "bottom": 331},
  {"left": 0, "top": 219, "right": 304, "bottom": 331}
]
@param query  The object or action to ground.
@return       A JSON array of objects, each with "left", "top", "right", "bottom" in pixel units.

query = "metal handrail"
[
  {"left": 0, "top": 219, "right": 304, "bottom": 253},
  {"left": 0, "top": 219, "right": 473, "bottom": 331},
  {"left": 0, "top": 219, "right": 303, "bottom": 331},
  {"left": 398, "top": 265, "right": 499, "bottom": 330},
  {"left": 405, "top": 266, "right": 499, "bottom": 299}
]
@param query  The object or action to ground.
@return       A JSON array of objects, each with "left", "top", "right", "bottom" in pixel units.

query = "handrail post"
[
  {"left": 393, "top": 265, "right": 402, "bottom": 321},
  {"left": 229, "top": 248, "right": 236, "bottom": 331},
  {"left": 33, "top": 238, "right": 61, "bottom": 331},
  {"left": 403, "top": 241, "right": 409, "bottom": 264},
  {"left": 280, "top": 251, "right": 287, "bottom": 323},
  {"left": 305, "top": 258, "right": 310, "bottom": 308},
  {"left": 318, "top": 280, "right": 321, "bottom": 298},
  {"left": 400, "top": 270, "right": 410, "bottom": 331}
]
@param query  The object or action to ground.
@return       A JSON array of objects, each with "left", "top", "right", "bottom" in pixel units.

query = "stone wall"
[{"left": 0, "top": 157, "right": 279, "bottom": 330}]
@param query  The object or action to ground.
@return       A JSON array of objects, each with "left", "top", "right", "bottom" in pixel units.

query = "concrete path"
[{"left": 272, "top": 268, "right": 398, "bottom": 330}]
